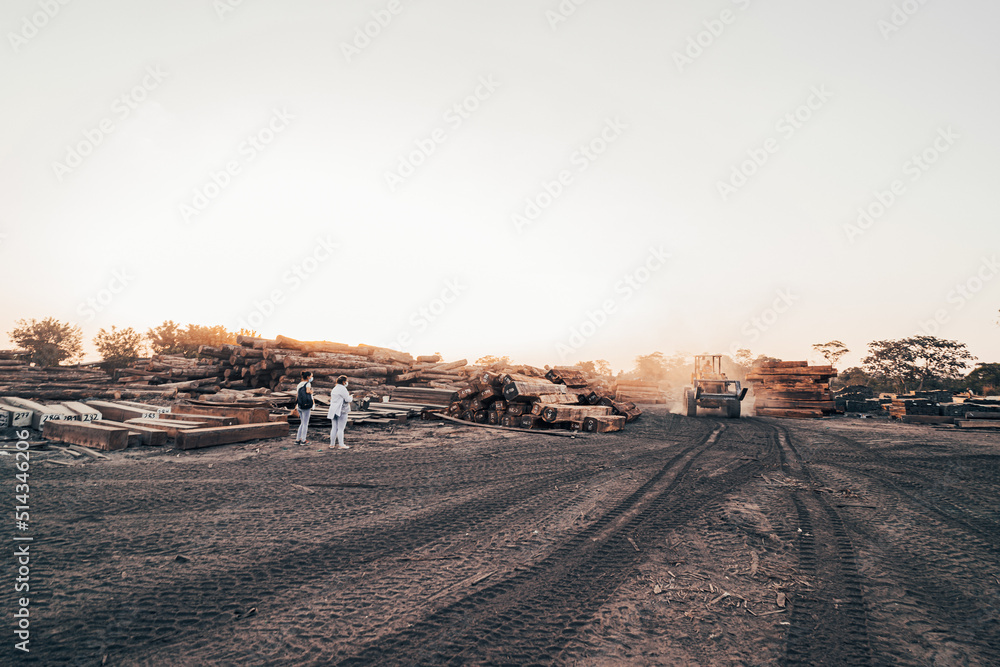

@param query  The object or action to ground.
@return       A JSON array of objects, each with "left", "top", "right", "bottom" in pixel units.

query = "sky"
[{"left": 2, "top": 0, "right": 998, "bottom": 374}]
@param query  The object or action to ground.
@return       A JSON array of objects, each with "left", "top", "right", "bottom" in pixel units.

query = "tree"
[
  {"left": 813, "top": 340, "right": 849, "bottom": 368},
  {"left": 146, "top": 321, "right": 246, "bottom": 357},
  {"left": 94, "top": 326, "right": 146, "bottom": 370},
  {"left": 594, "top": 359, "right": 612, "bottom": 376},
  {"left": 965, "top": 363, "right": 1000, "bottom": 396},
  {"left": 633, "top": 352, "right": 668, "bottom": 382},
  {"left": 8, "top": 317, "right": 83, "bottom": 366},
  {"left": 732, "top": 348, "right": 754, "bottom": 371},
  {"left": 475, "top": 355, "right": 511, "bottom": 368},
  {"left": 862, "top": 336, "right": 975, "bottom": 393},
  {"left": 832, "top": 366, "right": 875, "bottom": 392},
  {"left": 147, "top": 320, "right": 184, "bottom": 355}
]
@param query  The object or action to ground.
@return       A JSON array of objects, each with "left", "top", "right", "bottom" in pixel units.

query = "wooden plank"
[
  {"left": 61, "top": 401, "right": 103, "bottom": 422},
  {"left": 42, "top": 420, "right": 129, "bottom": 452},
  {"left": 176, "top": 403, "right": 271, "bottom": 425},
  {"left": 95, "top": 420, "right": 167, "bottom": 446},
  {"left": 541, "top": 405, "right": 613, "bottom": 423},
  {"left": 175, "top": 422, "right": 290, "bottom": 450},
  {"left": 2, "top": 397, "right": 73, "bottom": 429},
  {"left": 86, "top": 401, "right": 157, "bottom": 422},
  {"left": 159, "top": 413, "right": 238, "bottom": 426},
  {"left": 0, "top": 402, "right": 32, "bottom": 428},
  {"left": 125, "top": 418, "right": 210, "bottom": 439},
  {"left": 114, "top": 400, "right": 171, "bottom": 414},
  {"left": 962, "top": 412, "right": 1000, "bottom": 420},
  {"left": 583, "top": 415, "right": 626, "bottom": 432},
  {"left": 955, "top": 420, "right": 1000, "bottom": 430},
  {"left": 899, "top": 415, "right": 954, "bottom": 424}
]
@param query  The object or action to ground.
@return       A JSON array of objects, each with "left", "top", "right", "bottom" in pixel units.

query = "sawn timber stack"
[{"left": 745, "top": 361, "right": 838, "bottom": 418}]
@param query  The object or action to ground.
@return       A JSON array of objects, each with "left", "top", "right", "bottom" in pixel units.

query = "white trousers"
[
  {"left": 296, "top": 408, "right": 311, "bottom": 441},
  {"left": 331, "top": 413, "right": 348, "bottom": 446}
]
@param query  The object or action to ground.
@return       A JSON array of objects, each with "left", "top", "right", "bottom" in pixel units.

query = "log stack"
[
  {"left": 746, "top": 361, "right": 838, "bottom": 419},
  {"left": 444, "top": 365, "right": 639, "bottom": 432},
  {"left": 0, "top": 362, "right": 123, "bottom": 400},
  {"left": 204, "top": 335, "right": 464, "bottom": 399}
]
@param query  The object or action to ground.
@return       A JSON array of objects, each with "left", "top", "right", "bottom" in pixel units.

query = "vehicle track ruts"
[
  {"left": 332, "top": 417, "right": 777, "bottom": 666},
  {"left": 759, "top": 420, "right": 873, "bottom": 666},
  {"left": 29, "top": 417, "right": 715, "bottom": 665}
]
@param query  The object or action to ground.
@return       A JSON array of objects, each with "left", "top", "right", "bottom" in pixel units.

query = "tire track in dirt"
[
  {"left": 762, "top": 421, "right": 873, "bottom": 666},
  {"left": 42, "top": 417, "right": 712, "bottom": 665},
  {"left": 334, "top": 418, "right": 778, "bottom": 665},
  {"left": 789, "top": 426, "right": 1000, "bottom": 665}
]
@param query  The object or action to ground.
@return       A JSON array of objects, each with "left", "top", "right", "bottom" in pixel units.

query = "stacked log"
[
  {"left": 614, "top": 380, "right": 669, "bottom": 404},
  {"left": 0, "top": 362, "right": 125, "bottom": 400},
  {"left": 117, "top": 354, "right": 227, "bottom": 394},
  {"left": 746, "top": 361, "right": 838, "bottom": 418},
  {"left": 444, "top": 366, "right": 640, "bottom": 431}
]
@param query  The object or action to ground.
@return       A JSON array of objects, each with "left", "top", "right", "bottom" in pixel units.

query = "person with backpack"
[
  {"left": 328, "top": 375, "right": 352, "bottom": 449},
  {"left": 294, "top": 371, "right": 314, "bottom": 445}
]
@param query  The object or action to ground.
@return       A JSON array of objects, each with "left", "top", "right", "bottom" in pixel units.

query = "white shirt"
[{"left": 328, "top": 384, "right": 352, "bottom": 418}]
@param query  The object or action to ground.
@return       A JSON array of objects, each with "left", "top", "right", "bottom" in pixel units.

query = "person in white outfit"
[
  {"left": 328, "top": 375, "right": 352, "bottom": 449},
  {"left": 294, "top": 371, "right": 314, "bottom": 445}
]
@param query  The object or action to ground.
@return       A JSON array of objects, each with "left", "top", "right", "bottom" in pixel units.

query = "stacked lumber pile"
[
  {"left": 614, "top": 380, "right": 669, "bottom": 404},
  {"left": 32, "top": 398, "right": 290, "bottom": 451},
  {"left": 888, "top": 397, "right": 940, "bottom": 420},
  {"left": 443, "top": 366, "right": 639, "bottom": 432},
  {"left": 834, "top": 386, "right": 888, "bottom": 414},
  {"left": 746, "top": 361, "right": 838, "bottom": 419}
]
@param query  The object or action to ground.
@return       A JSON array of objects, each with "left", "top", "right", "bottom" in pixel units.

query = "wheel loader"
[{"left": 683, "top": 354, "right": 747, "bottom": 418}]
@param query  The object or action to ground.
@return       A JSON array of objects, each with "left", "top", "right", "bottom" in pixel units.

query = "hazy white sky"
[{"left": 2, "top": 0, "right": 998, "bottom": 373}]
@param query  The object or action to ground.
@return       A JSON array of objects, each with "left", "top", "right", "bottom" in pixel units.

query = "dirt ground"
[{"left": 3, "top": 407, "right": 999, "bottom": 665}]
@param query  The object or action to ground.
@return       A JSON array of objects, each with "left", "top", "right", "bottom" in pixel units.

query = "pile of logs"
[
  {"left": 0, "top": 358, "right": 123, "bottom": 401},
  {"left": 112, "top": 335, "right": 469, "bottom": 402},
  {"left": 614, "top": 380, "right": 669, "bottom": 404},
  {"left": 444, "top": 365, "right": 640, "bottom": 432},
  {"left": 746, "top": 361, "right": 838, "bottom": 419}
]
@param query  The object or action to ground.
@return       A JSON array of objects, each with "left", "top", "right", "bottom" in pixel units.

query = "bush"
[{"left": 8, "top": 317, "right": 83, "bottom": 366}]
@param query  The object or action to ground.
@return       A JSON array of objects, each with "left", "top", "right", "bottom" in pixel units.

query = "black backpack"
[{"left": 297, "top": 383, "right": 314, "bottom": 410}]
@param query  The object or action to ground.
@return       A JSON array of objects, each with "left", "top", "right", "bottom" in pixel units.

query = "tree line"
[{"left": 6, "top": 318, "right": 255, "bottom": 370}]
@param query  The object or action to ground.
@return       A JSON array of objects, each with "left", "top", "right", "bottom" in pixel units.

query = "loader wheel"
[
  {"left": 685, "top": 389, "right": 697, "bottom": 417},
  {"left": 727, "top": 399, "right": 741, "bottom": 419}
]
